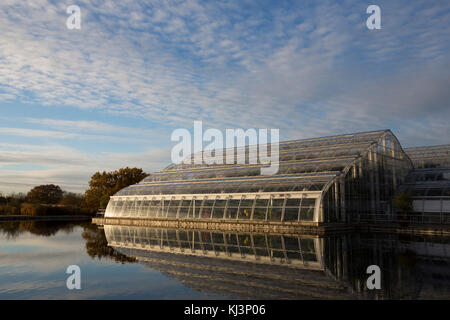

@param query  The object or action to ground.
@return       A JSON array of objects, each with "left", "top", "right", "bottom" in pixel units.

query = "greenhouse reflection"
[{"left": 103, "top": 225, "right": 450, "bottom": 299}]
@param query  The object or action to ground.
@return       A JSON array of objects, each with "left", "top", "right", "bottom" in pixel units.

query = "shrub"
[
  {"left": 20, "top": 203, "right": 47, "bottom": 216},
  {"left": 393, "top": 192, "right": 413, "bottom": 213}
]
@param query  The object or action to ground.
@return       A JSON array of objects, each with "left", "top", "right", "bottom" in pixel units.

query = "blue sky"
[{"left": 0, "top": 0, "right": 449, "bottom": 193}]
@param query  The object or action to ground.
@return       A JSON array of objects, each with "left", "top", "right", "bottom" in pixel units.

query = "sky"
[{"left": 0, "top": 0, "right": 449, "bottom": 194}]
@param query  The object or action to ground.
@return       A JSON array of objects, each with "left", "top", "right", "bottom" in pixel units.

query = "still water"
[{"left": 0, "top": 220, "right": 449, "bottom": 299}]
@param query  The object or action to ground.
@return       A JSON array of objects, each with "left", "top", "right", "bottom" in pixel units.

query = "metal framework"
[
  {"left": 402, "top": 145, "right": 450, "bottom": 214},
  {"left": 405, "top": 145, "right": 450, "bottom": 169},
  {"left": 105, "top": 130, "right": 413, "bottom": 222}
]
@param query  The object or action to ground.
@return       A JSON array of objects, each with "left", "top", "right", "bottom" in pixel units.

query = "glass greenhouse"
[
  {"left": 105, "top": 130, "right": 413, "bottom": 223},
  {"left": 402, "top": 145, "right": 450, "bottom": 213}
]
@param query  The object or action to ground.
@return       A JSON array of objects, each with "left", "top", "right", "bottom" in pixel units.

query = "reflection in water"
[
  {"left": 0, "top": 220, "right": 79, "bottom": 238},
  {"left": 0, "top": 221, "right": 220, "bottom": 299},
  {"left": 0, "top": 221, "right": 135, "bottom": 264},
  {"left": 82, "top": 224, "right": 136, "bottom": 263},
  {"left": 104, "top": 225, "right": 450, "bottom": 299},
  {"left": 1, "top": 221, "right": 449, "bottom": 299}
]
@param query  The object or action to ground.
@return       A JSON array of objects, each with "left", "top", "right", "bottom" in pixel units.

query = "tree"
[
  {"left": 0, "top": 193, "right": 7, "bottom": 205},
  {"left": 59, "top": 192, "right": 84, "bottom": 207},
  {"left": 84, "top": 167, "right": 149, "bottom": 210},
  {"left": 26, "top": 185, "right": 63, "bottom": 204}
]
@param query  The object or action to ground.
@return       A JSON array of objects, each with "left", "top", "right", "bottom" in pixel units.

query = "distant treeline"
[{"left": 0, "top": 167, "right": 148, "bottom": 217}]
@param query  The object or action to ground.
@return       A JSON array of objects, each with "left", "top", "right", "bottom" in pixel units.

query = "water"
[{"left": 0, "top": 221, "right": 449, "bottom": 299}]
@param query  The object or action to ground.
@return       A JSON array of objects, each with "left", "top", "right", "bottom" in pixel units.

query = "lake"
[{"left": 0, "top": 220, "right": 449, "bottom": 299}]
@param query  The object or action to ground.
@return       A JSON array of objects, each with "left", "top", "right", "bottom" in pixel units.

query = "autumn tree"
[
  {"left": 26, "top": 185, "right": 63, "bottom": 204},
  {"left": 0, "top": 193, "right": 7, "bottom": 205},
  {"left": 84, "top": 167, "right": 149, "bottom": 210},
  {"left": 59, "top": 192, "right": 84, "bottom": 207}
]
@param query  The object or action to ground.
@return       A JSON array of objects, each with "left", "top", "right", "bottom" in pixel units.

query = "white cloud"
[
  {"left": 0, "top": 0, "right": 449, "bottom": 192},
  {"left": 0, "top": 142, "right": 170, "bottom": 193}
]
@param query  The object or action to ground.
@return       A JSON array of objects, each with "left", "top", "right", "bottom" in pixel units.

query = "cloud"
[
  {"left": 0, "top": 142, "right": 170, "bottom": 193},
  {"left": 0, "top": 0, "right": 446, "bottom": 129},
  {"left": 22, "top": 117, "right": 165, "bottom": 138},
  {"left": 0, "top": 127, "right": 154, "bottom": 143},
  {"left": 0, "top": 0, "right": 449, "bottom": 192}
]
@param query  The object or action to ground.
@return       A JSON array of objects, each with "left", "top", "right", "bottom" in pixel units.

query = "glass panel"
[
  {"left": 284, "top": 207, "right": 299, "bottom": 221},
  {"left": 167, "top": 200, "right": 180, "bottom": 218},
  {"left": 235, "top": 199, "right": 252, "bottom": 220},
  {"left": 178, "top": 199, "right": 191, "bottom": 218},
  {"left": 139, "top": 200, "right": 148, "bottom": 217},
  {"left": 122, "top": 200, "right": 132, "bottom": 217},
  {"left": 131, "top": 200, "right": 139, "bottom": 216},
  {"left": 224, "top": 206, "right": 237, "bottom": 219},
  {"left": 179, "top": 206, "right": 189, "bottom": 218},
  {"left": 300, "top": 239, "right": 317, "bottom": 261},
  {"left": 162, "top": 200, "right": 171, "bottom": 217},
  {"left": 214, "top": 199, "right": 226, "bottom": 208},
  {"left": 193, "top": 200, "right": 203, "bottom": 218},
  {"left": 238, "top": 235, "right": 253, "bottom": 255},
  {"left": 255, "top": 199, "right": 268, "bottom": 207},
  {"left": 285, "top": 198, "right": 300, "bottom": 207},
  {"left": 253, "top": 207, "right": 267, "bottom": 220},
  {"left": 211, "top": 202, "right": 222, "bottom": 219},
  {"left": 211, "top": 199, "right": 225, "bottom": 219},
  {"left": 240, "top": 199, "right": 253, "bottom": 207},
  {"left": 227, "top": 200, "right": 240, "bottom": 207},
  {"left": 300, "top": 199, "right": 316, "bottom": 221},
  {"left": 134, "top": 200, "right": 142, "bottom": 216},
  {"left": 112, "top": 200, "right": 123, "bottom": 217},
  {"left": 272, "top": 199, "right": 284, "bottom": 207},
  {"left": 201, "top": 200, "right": 214, "bottom": 218},
  {"left": 268, "top": 207, "right": 282, "bottom": 221},
  {"left": 147, "top": 200, "right": 159, "bottom": 217},
  {"left": 301, "top": 199, "right": 316, "bottom": 206}
]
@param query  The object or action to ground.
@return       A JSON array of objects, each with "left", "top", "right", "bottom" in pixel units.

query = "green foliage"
[
  {"left": 393, "top": 192, "right": 413, "bottom": 213},
  {"left": 26, "top": 184, "right": 63, "bottom": 204},
  {"left": 84, "top": 167, "right": 149, "bottom": 210}
]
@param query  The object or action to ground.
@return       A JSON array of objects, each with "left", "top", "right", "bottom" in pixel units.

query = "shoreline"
[{"left": 0, "top": 215, "right": 92, "bottom": 221}]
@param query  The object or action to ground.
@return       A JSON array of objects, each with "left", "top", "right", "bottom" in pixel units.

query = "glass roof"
[
  {"left": 405, "top": 145, "right": 450, "bottom": 169},
  {"left": 400, "top": 168, "right": 450, "bottom": 197},
  {"left": 402, "top": 145, "right": 450, "bottom": 197},
  {"left": 115, "top": 130, "right": 390, "bottom": 196}
]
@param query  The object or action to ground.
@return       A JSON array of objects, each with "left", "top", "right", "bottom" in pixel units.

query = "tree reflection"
[
  {"left": 0, "top": 220, "right": 79, "bottom": 238},
  {"left": 0, "top": 220, "right": 136, "bottom": 264},
  {"left": 82, "top": 224, "right": 136, "bottom": 264}
]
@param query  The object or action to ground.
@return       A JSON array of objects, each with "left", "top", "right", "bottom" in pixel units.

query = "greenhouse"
[
  {"left": 402, "top": 145, "right": 450, "bottom": 214},
  {"left": 105, "top": 129, "right": 413, "bottom": 223}
]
